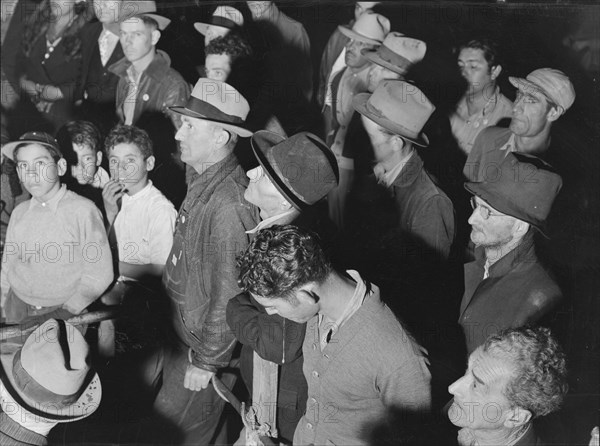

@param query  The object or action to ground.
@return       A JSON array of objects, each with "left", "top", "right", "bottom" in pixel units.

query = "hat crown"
[
  {"left": 350, "top": 12, "right": 390, "bottom": 43},
  {"left": 121, "top": 1, "right": 170, "bottom": 30},
  {"left": 190, "top": 78, "right": 250, "bottom": 121},
  {"left": 381, "top": 32, "right": 426, "bottom": 63},
  {"left": 526, "top": 68, "right": 575, "bottom": 110},
  {"left": 212, "top": 5, "right": 244, "bottom": 26}
]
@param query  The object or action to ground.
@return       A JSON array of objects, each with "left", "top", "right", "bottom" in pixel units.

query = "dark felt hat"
[
  {"left": 251, "top": 131, "right": 339, "bottom": 209},
  {"left": 465, "top": 152, "right": 562, "bottom": 237}
]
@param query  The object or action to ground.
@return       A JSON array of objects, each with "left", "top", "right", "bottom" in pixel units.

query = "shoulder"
[
  {"left": 474, "top": 125, "right": 512, "bottom": 147},
  {"left": 80, "top": 21, "right": 101, "bottom": 42},
  {"left": 10, "top": 200, "right": 31, "bottom": 221}
]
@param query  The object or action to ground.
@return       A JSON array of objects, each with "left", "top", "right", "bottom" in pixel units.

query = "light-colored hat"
[
  {"left": 251, "top": 131, "right": 339, "bottom": 209},
  {"left": 353, "top": 80, "right": 435, "bottom": 147},
  {"left": 0, "top": 319, "right": 101, "bottom": 422},
  {"left": 509, "top": 68, "right": 575, "bottom": 112},
  {"left": 1, "top": 131, "right": 62, "bottom": 161},
  {"left": 121, "top": 1, "right": 170, "bottom": 31},
  {"left": 169, "top": 78, "right": 252, "bottom": 137},
  {"left": 338, "top": 11, "right": 390, "bottom": 46},
  {"left": 363, "top": 32, "right": 426, "bottom": 74},
  {"left": 194, "top": 6, "right": 244, "bottom": 36}
]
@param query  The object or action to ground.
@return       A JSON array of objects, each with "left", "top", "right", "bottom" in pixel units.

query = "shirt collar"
[
  {"left": 478, "top": 232, "right": 536, "bottom": 279},
  {"left": 246, "top": 209, "right": 296, "bottom": 234},
  {"left": 28, "top": 184, "right": 67, "bottom": 213},
  {"left": 122, "top": 180, "right": 153, "bottom": 204}
]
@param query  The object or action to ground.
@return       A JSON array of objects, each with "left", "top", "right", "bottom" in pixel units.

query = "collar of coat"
[
  {"left": 474, "top": 230, "right": 536, "bottom": 280},
  {"left": 108, "top": 49, "right": 172, "bottom": 82}
]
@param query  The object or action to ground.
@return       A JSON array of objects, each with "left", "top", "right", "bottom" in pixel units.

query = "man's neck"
[
  {"left": 514, "top": 130, "right": 552, "bottom": 155},
  {"left": 261, "top": 207, "right": 299, "bottom": 222},
  {"left": 103, "top": 22, "right": 120, "bottom": 36},
  {"left": 317, "top": 272, "right": 360, "bottom": 322},
  {"left": 464, "top": 83, "right": 496, "bottom": 114},
  {"left": 484, "top": 234, "right": 525, "bottom": 267},
  {"left": 191, "top": 149, "right": 231, "bottom": 177},
  {"left": 380, "top": 146, "right": 414, "bottom": 173},
  {"left": 131, "top": 50, "right": 156, "bottom": 77},
  {"left": 458, "top": 425, "right": 530, "bottom": 446}
]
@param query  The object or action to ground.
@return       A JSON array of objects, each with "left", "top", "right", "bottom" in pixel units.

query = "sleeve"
[
  {"left": 162, "top": 74, "right": 191, "bottom": 132},
  {"left": 62, "top": 205, "right": 114, "bottom": 314},
  {"left": 190, "top": 200, "right": 258, "bottom": 372},
  {"left": 0, "top": 208, "right": 20, "bottom": 309},
  {"left": 411, "top": 195, "right": 456, "bottom": 262},
  {"left": 148, "top": 200, "right": 177, "bottom": 265},
  {"left": 226, "top": 292, "right": 305, "bottom": 364}
]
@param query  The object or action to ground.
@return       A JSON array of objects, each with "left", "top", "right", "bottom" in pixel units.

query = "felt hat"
[
  {"left": 0, "top": 319, "right": 101, "bottom": 422},
  {"left": 251, "top": 130, "right": 339, "bottom": 209},
  {"left": 1, "top": 131, "right": 62, "bottom": 161},
  {"left": 338, "top": 11, "right": 390, "bottom": 46},
  {"left": 353, "top": 80, "right": 435, "bottom": 147},
  {"left": 194, "top": 6, "right": 244, "bottom": 36},
  {"left": 170, "top": 78, "right": 252, "bottom": 137},
  {"left": 363, "top": 32, "right": 426, "bottom": 75},
  {"left": 121, "top": 1, "right": 170, "bottom": 30},
  {"left": 465, "top": 152, "right": 562, "bottom": 236},
  {"left": 509, "top": 68, "right": 575, "bottom": 112}
]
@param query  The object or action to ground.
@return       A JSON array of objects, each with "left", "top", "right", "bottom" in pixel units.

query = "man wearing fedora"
[
  {"left": 464, "top": 67, "right": 575, "bottom": 182},
  {"left": 194, "top": 5, "right": 244, "bottom": 47},
  {"left": 226, "top": 130, "right": 339, "bottom": 442},
  {"left": 460, "top": 152, "right": 563, "bottom": 354},
  {"left": 149, "top": 78, "right": 259, "bottom": 444},
  {"left": 0, "top": 319, "right": 101, "bottom": 446},
  {"left": 347, "top": 80, "right": 455, "bottom": 341},
  {"left": 323, "top": 11, "right": 390, "bottom": 229}
]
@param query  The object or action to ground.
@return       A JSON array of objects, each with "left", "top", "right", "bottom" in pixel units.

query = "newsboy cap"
[{"left": 509, "top": 68, "right": 575, "bottom": 112}]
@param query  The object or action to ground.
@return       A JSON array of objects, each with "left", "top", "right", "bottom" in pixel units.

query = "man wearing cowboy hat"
[
  {"left": 323, "top": 11, "right": 390, "bottom": 230},
  {"left": 194, "top": 5, "right": 244, "bottom": 47},
  {"left": 460, "top": 152, "right": 563, "bottom": 354},
  {"left": 0, "top": 319, "right": 101, "bottom": 446},
  {"left": 464, "top": 67, "right": 575, "bottom": 182},
  {"left": 226, "top": 130, "right": 339, "bottom": 442},
  {"left": 149, "top": 78, "right": 259, "bottom": 445},
  {"left": 347, "top": 80, "right": 455, "bottom": 341}
]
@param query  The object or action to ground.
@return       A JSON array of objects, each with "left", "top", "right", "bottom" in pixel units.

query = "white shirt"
[
  {"left": 245, "top": 209, "right": 296, "bottom": 234},
  {"left": 114, "top": 181, "right": 177, "bottom": 265},
  {"left": 98, "top": 28, "right": 119, "bottom": 66}
]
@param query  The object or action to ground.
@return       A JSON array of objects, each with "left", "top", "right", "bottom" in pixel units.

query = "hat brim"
[
  {"left": 0, "top": 346, "right": 101, "bottom": 422},
  {"left": 338, "top": 25, "right": 381, "bottom": 46},
  {"left": 169, "top": 106, "right": 253, "bottom": 138},
  {"left": 508, "top": 76, "right": 549, "bottom": 98},
  {"left": 1, "top": 139, "right": 59, "bottom": 161},
  {"left": 353, "top": 93, "right": 429, "bottom": 147},
  {"left": 130, "top": 13, "right": 170, "bottom": 31},
  {"left": 464, "top": 182, "right": 549, "bottom": 238},
  {"left": 362, "top": 49, "right": 407, "bottom": 75},
  {"left": 194, "top": 22, "right": 229, "bottom": 36}
]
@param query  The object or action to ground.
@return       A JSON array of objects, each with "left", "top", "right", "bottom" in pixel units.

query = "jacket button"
[
  {"left": 306, "top": 423, "right": 313, "bottom": 430},
  {"left": 312, "top": 371, "right": 319, "bottom": 378}
]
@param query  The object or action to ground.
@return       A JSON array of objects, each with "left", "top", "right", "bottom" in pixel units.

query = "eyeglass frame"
[{"left": 470, "top": 196, "right": 505, "bottom": 220}]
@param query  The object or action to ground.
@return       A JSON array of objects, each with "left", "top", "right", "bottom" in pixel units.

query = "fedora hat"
[
  {"left": 0, "top": 319, "right": 101, "bottom": 422},
  {"left": 251, "top": 130, "right": 339, "bottom": 209},
  {"left": 509, "top": 68, "right": 575, "bottom": 113},
  {"left": 465, "top": 152, "right": 562, "bottom": 237},
  {"left": 2, "top": 131, "right": 62, "bottom": 161},
  {"left": 338, "top": 11, "right": 390, "bottom": 46},
  {"left": 363, "top": 32, "right": 426, "bottom": 75},
  {"left": 121, "top": 1, "right": 170, "bottom": 30},
  {"left": 353, "top": 80, "right": 435, "bottom": 147},
  {"left": 170, "top": 78, "right": 252, "bottom": 137},
  {"left": 194, "top": 6, "right": 244, "bottom": 36}
]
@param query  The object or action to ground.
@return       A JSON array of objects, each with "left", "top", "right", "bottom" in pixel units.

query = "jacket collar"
[
  {"left": 475, "top": 231, "right": 537, "bottom": 279},
  {"left": 109, "top": 50, "right": 172, "bottom": 81},
  {"left": 390, "top": 150, "right": 424, "bottom": 188},
  {"left": 188, "top": 152, "right": 241, "bottom": 204}
]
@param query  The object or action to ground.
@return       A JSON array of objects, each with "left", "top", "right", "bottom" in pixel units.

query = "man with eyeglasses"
[
  {"left": 464, "top": 68, "right": 575, "bottom": 182},
  {"left": 460, "top": 151, "right": 563, "bottom": 354}
]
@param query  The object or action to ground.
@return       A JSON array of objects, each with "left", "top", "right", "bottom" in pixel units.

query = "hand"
[
  {"left": 183, "top": 364, "right": 214, "bottom": 392},
  {"left": 102, "top": 180, "right": 127, "bottom": 224},
  {"left": 35, "top": 100, "right": 53, "bottom": 113}
]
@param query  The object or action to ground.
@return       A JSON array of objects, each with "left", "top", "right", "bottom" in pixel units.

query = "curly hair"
[
  {"left": 205, "top": 31, "right": 252, "bottom": 63},
  {"left": 104, "top": 125, "right": 154, "bottom": 159},
  {"left": 23, "top": 0, "right": 92, "bottom": 62},
  {"left": 484, "top": 326, "right": 568, "bottom": 418},
  {"left": 237, "top": 225, "right": 331, "bottom": 300}
]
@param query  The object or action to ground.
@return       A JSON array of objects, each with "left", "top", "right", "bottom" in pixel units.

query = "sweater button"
[
  {"left": 306, "top": 422, "right": 314, "bottom": 430},
  {"left": 312, "top": 371, "right": 319, "bottom": 378}
]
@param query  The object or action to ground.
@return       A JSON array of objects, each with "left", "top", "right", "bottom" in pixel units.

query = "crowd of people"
[{"left": 0, "top": 1, "right": 598, "bottom": 445}]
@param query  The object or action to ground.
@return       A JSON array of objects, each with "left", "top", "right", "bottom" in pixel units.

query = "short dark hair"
[
  {"left": 205, "top": 32, "right": 252, "bottom": 63},
  {"left": 458, "top": 38, "right": 502, "bottom": 70},
  {"left": 484, "top": 326, "right": 568, "bottom": 418},
  {"left": 56, "top": 120, "right": 102, "bottom": 165},
  {"left": 104, "top": 124, "right": 153, "bottom": 159},
  {"left": 237, "top": 225, "right": 331, "bottom": 300}
]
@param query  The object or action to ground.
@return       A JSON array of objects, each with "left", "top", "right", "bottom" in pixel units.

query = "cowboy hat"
[
  {"left": 363, "top": 32, "right": 426, "bottom": 75},
  {"left": 194, "top": 6, "right": 244, "bottom": 36},
  {"left": 338, "top": 11, "right": 390, "bottom": 46},
  {"left": 170, "top": 78, "right": 252, "bottom": 137},
  {"left": 0, "top": 319, "right": 101, "bottom": 422},
  {"left": 353, "top": 80, "right": 434, "bottom": 147}
]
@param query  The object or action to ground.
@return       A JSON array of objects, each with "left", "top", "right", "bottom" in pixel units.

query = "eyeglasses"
[{"left": 470, "top": 196, "right": 504, "bottom": 220}]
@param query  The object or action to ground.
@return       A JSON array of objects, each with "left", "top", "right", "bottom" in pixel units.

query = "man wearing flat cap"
[
  {"left": 460, "top": 152, "right": 563, "bottom": 354},
  {"left": 464, "top": 68, "right": 575, "bottom": 182},
  {"left": 148, "top": 78, "right": 259, "bottom": 444},
  {"left": 226, "top": 131, "right": 339, "bottom": 442}
]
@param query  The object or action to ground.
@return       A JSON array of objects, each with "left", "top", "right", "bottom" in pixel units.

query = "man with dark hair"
[
  {"left": 450, "top": 38, "right": 513, "bottom": 156},
  {"left": 448, "top": 326, "right": 568, "bottom": 445},
  {"left": 203, "top": 32, "right": 252, "bottom": 83},
  {"left": 237, "top": 224, "right": 431, "bottom": 446}
]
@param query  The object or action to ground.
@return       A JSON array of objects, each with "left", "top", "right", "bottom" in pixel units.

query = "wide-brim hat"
[
  {"left": 464, "top": 152, "right": 562, "bottom": 237},
  {"left": 251, "top": 130, "right": 339, "bottom": 209},
  {"left": 338, "top": 11, "right": 390, "bottom": 46},
  {"left": 194, "top": 6, "right": 244, "bottom": 36},
  {"left": 121, "top": 1, "right": 170, "bottom": 30},
  {"left": 353, "top": 80, "right": 434, "bottom": 147},
  {"left": 170, "top": 78, "right": 252, "bottom": 137},
  {"left": 509, "top": 68, "right": 575, "bottom": 112},
  {"left": 2, "top": 131, "right": 61, "bottom": 161},
  {"left": 0, "top": 320, "right": 101, "bottom": 422},
  {"left": 363, "top": 32, "right": 426, "bottom": 75}
]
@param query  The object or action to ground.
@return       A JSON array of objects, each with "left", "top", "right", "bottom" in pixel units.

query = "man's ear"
[
  {"left": 280, "top": 199, "right": 292, "bottom": 212},
  {"left": 145, "top": 155, "right": 155, "bottom": 172},
  {"left": 491, "top": 64, "right": 502, "bottom": 81},
  {"left": 95, "top": 151, "right": 103, "bottom": 167},
  {"left": 215, "top": 128, "right": 232, "bottom": 148},
  {"left": 57, "top": 158, "right": 67, "bottom": 177},
  {"left": 547, "top": 105, "right": 563, "bottom": 123},
  {"left": 513, "top": 219, "right": 530, "bottom": 238},
  {"left": 503, "top": 407, "right": 532, "bottom": 429},
  {"left": 298, "top": 283, "right": 320, "bottom": 304},
  {"left": 151, "top": 29, "right": 161, "bottom": 46}
]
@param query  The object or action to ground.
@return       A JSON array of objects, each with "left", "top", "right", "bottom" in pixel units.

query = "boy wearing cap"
[
  {"left": 0, "top": 132, "right": 113, "bottom": 326},
  {"left": 464, "top": 67, "right": 575, "bottom": 182},
  {"left": 460, "top": 152, "right": 563, "bottom": 354}
]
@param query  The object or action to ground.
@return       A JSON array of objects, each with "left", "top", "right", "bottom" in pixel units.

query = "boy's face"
[
  {"left": 107, "top": 142, "right": 154, "bottom": 194},
  {"left": 71, "top": 143, "right": 102, "bottom": 185},
  {"left": 15, "top": 144, "right": 66, "bottom": 202}
]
